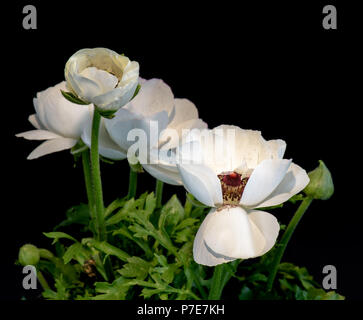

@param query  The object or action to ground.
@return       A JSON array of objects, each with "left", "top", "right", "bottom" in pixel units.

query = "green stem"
[
  {"left": 191, "top": 271, "right": 208, "bottom": 299},
  {"left": 37, "top": 270, "right": 50, "bottom": 291},
  {"left": 266, "top": 197, "right": 313, "bottom": 291},
  {"left": 82, "top": 150, "right": 96, "bottom": 223},
  {"left": 127, "top": 167, "right": 138, "bottom": 199},
  {"left": 208, "top": 264, "right": 224, "bottom": 300},
  {"left": 90, "top": 109, "right": 106, "bottom": 242},
  {"left": 90, "top": 109, "right": 115, "bottom": 281},
  {"left": 155, "top": 180, "right": 164, "bottom": 208}
]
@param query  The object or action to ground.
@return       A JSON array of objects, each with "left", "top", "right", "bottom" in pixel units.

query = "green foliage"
[
  {"left": 25, "top": 192, "right": 344, "bottom": 300},
  {"left": 54, "top": 204, "right": 90, "bottom": 230},
  {"left": 235, "top": 261, "right": 344, "bottom": 300},
  {"left": 93, "top": 277, "right": 129, "bottom": 300}
]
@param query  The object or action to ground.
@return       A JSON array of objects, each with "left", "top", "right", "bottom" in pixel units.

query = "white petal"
[
  {"left": 34, "top": 82, "right": 93, "bottom": 139},
  {"left": 193, "top": 208, "right": 236, "bottom": 266},
  {"left": 204, "top": 206, "right": 266, "bottom": 259},
  {"left": 126, "top": 78, "right": 174, "bottom": 117},
  {"left": 168, "top": 98, "right": 199, "bottom": 128},
  {"left": 142, "top": 164, "right": 182, "bottom": 185},
  {"left": 177, "top": 164, "right": 223, "bottom": 207},
  {"left": 106, "top": 108, "right": 169, "bottom": 151},
  {"left": 247, "top": 210, "right": 280, "bottom": 256},
  {"left": 266, "top": 139, "right": 287, "bottom": 159},
  {"left": 209, "top": 125, "right": 287, "bottom": 170},
  {"left": 160, "top": 118, "right": 208, "bottom": 149},
  {"left": 16, "top": 130, "right": 62, "bottom": 140},
  {"left": 92, "top": 79, "right": 138, "bottom": 111},
  {"left": 255, "top": 163, "right": 310, "bottom": 208},
  {"left": 28, "top": 114, "right": 43, "bottom": 130},
  {"left": 80, "top": 67, "right": 118, "bottom": 95},
  {"left": 241, "top": 159, "right": 292, "bottom": 208},
  {"left": 27, "top": 138, "right": 77, "bottom": 160}
]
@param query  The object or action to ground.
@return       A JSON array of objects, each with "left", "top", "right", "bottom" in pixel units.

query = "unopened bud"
[
  {"left": 18, "top": 244, "right": 40, "bottom": 266},
  {"left": 304, "top": 160, "right": 334, "bottom": 200}
]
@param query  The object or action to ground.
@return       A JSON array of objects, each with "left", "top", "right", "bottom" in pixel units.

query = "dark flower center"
[{"left": 218, "top": 171, "right": 249, "bottom": 205}]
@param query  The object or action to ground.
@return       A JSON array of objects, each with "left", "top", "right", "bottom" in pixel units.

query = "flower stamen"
[{"left": 218, "top": 171, "right": 249, "bottom": 205}]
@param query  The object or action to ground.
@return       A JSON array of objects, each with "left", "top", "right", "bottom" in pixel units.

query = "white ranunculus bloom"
[
  {"left": 16, "top": 82, "right": 93, "bottom": 160},
  {"left": 176, "top": 125, "right": 310, "bottom": 266},
  {"left": 81, "top": 78, "right": 207, "bottom": 185},
  {"left": 65, "top": 48, "right": 139, "bottom": 114}
]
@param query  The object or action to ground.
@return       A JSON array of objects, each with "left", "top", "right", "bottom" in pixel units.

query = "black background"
[{"left": 1, "top": 0, "right": 362, "bottom": 302}]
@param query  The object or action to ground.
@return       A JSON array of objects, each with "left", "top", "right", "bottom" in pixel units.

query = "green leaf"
[
  {"left": 128, "top": 224, "right": 150, "bottom": 239},
  {"left": 83, "top": 239, "right": 130, "bottom": 262},
  {"left": 118, "top": 256, "right": 151, "bottom": 280},
  {"left": 306, "top": 288, "right": 344, "bottom": 300},
  {"left": 158, "top": 195, "right": 184, "bottom": 232},
  {"left": 112, "top": 226, "right": 153, "bottom": 259},
  {"left": 239, "top": 286, "right": 253, "bottom": 300},
  {"left": 144, "top": 192, "right": 157, "bottom": 217},
  {"left": 60, "top": 90, "right": 89, "bottom": 105},
  {"left": 140, "top": 287, "right": 165, "bottom": 299},
  {"left": 174, "top": 228, "right": 194, "bottom": 243},
  {"left": 42, "top": 276, "right": 70, "bottom": 300},
  {"left": 106, "top": 198, "right": 144, "bottom": 226},
  {"left": 154, "top": 254, "right": 177, "bottom": 284},
  {"left": 186, "top": 193, "right": 209, "bottom": 208},
  {"left": 246, "top": 273, "right": 268, "bottom": 283},
  {"left": 295, "top": 287, "right": 308, "bottom": 300},
  {"left": 54, "top": 204, "right": 90, "bottom": 230},
  {"left": 43, "top": 232, "right": 77, "bottom": 244},
  {"left": 93, "top": 277, "right": 130, "bottom": 300},
  {"left": 63, "top": 242, "right": 83, "bottom": 264},
  {"left": 104, "top": 197, "right": 127, "bottom": 217},
  {"left": 174, "top": 218, "right": 199, "bottom": 231}
]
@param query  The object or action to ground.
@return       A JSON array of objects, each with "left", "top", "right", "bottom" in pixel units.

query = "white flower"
[
  {"left": 81, "top": 78, "right": 207, "bottom": 185},
  {"left": 16, "top": 82, "right": 92, "bottom": 159},
  {"left": 176, "top": 125, "right": 310, "bottom": 266},
  {"left": 65, "top": 48, "right": 139, "bottom": 114}
]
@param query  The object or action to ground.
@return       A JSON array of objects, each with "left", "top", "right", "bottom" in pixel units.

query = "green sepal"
[
  {"left": 129, "top": 161, "right": 144, "bottom": 173},
  {"left": 60, "top": 90, "right": 89, "bottom": 105},
  {"left": 97, "top": 108, "right": 116, "bottom": 119},
  {"left": 131, "top": 84, "right": 141, "bottom": 100}
]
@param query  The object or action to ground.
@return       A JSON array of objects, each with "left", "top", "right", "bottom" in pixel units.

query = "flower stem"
[
  {"left": 82, "top": 149, "right": 95, "bottom": 223},
  {"left": 155, "top": 180, "right": 164, "bottom": 208},
  {"left": 266, "top": 197, "right": 313, "bottom": 291},
  {"left": 127, "top": 167, "right": 138, "bottom": 199},
  {"left": 208, "top": 261, "right": 238, "bottom": 300},
  {"left": 37, "top": 270, "right": 50, "bottom": 291},
  {"left": 208, "top": 264, "right": 224, "bottom": 299},
  {"left": 90, "top": 109, "right": 106, "bottom": 242}
]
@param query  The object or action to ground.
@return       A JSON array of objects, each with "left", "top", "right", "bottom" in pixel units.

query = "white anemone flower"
[
  {"left": 65, "top": 48, "right": 139, "bottom": 114},
  {"left": 81, "top": 78, "right": 207, "bottom": 185},
  {"left": 176, "top": 125, "right": 310, "bottom": 266},
  {"left": 16, "top": 82, "right": 92, "bottom": 159}
]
